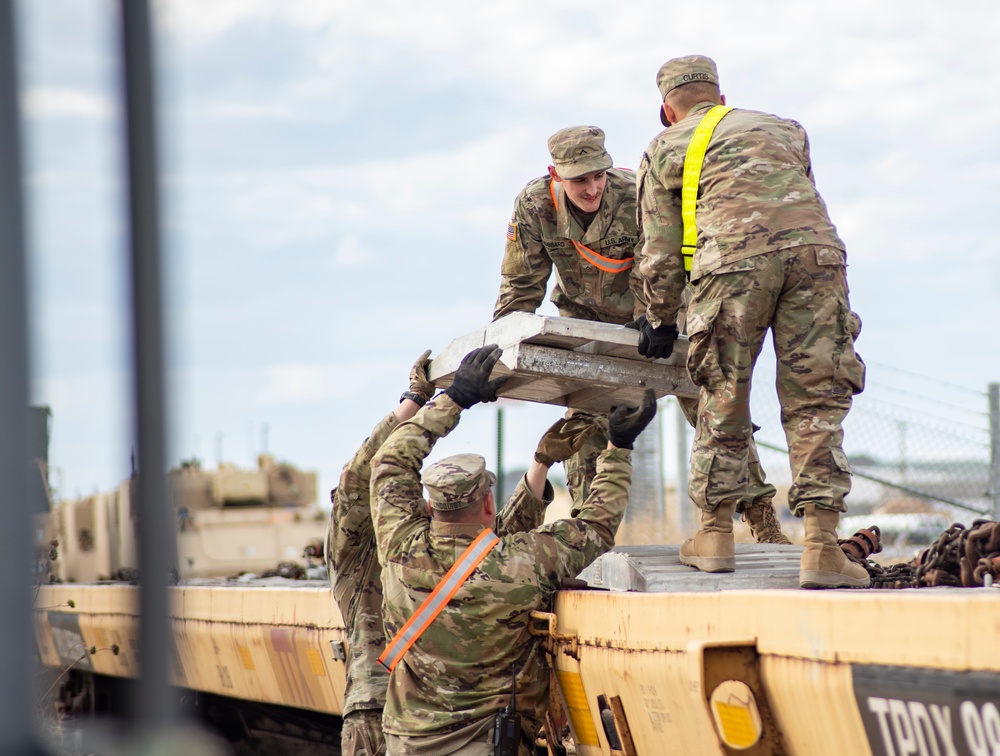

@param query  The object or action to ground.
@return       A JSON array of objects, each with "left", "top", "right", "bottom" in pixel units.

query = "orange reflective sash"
[
  {"left": 548, "top": 180, "right": 634, "bottom": 274},
  {"left": 377, "top": 528, "right": 500, "bottom": 673}
]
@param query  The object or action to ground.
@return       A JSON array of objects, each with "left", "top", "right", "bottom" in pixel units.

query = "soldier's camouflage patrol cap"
[
  {"left": 422, "top": 453, "right": 496, "bottom": 511},
  {"left": 547, "top": 126, "right": 613, "bottom": 180},
  {"left": 655, "top": 55, "right": 719, "bottom": 127}
]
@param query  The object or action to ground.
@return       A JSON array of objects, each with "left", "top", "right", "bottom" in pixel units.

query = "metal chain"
[{"left": 847, "top": 520, "right": 1000, "bottom": 589}]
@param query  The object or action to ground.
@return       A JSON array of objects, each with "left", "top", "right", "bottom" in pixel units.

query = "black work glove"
[
  {"left": 638, "top": 320, "right": 679, "bottom": 360},
  {"left": 608, "top": 389, "right": 657, "bottom": 450},
  {"left": 443, "top": 344, "right": 509, "bottom": 409},
  {"left": 534, "top": 415, "right": 604, "bottom": 468},
  {"left": 623, "top": 315, "right": 645, "bottom": 331}
]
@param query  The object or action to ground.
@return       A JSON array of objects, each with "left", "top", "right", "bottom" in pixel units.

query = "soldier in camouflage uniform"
[
  {"left": 371, "top": 345, "right": 656, "bottom": 755},
  {"left": 635, "top": 55, "right": 869, "bottom": 588},
  {"left": 326, "top": 351, "right": 436, "bottom": 755},
  {"left": 327, "top": 352, "right": 593, "bottom": 754},
  {"left": 493, "top": 126, "right": 641, "bottom": 512},
  {"left": 494, "top": 125, "right": 788, "bottom": 543}
]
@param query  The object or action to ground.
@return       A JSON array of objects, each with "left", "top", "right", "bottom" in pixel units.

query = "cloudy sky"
[{"left": 16, "top": 0, "right": 1000, "bottom": 503}]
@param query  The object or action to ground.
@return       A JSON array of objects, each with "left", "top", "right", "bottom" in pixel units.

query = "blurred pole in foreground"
[
  {"left": 0, "top": 1, "right": 45, "bottom": 752},
  {"left": 118, "top": 0, "right": 178, "bottom": 736}
]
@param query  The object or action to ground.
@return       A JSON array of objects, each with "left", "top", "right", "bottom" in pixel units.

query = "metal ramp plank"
[{"left": 577, "top": 544, "right": 804, "bottom": 592}]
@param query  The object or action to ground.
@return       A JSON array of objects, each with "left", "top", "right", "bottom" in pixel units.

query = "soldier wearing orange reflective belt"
[
  {"left": 492, "top": 126, "right": 642, "bottom": 514},
  {"left": 328, "top": 351, "right": 605, "bottom": 755},
  {"left": 372, "top": 345, "right": 656, "bottom": 755},
  {"left": 493, "top": 126, "right": 641, "bottom": 327}
]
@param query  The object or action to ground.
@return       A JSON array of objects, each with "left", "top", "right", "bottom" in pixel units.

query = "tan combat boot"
[
  {"left": 741, "top": 499, "right": 792, "bottom": 545},
  {"left": 679, "top": 502, "right": 736, "bottom": 573},
  {"left": 799, "top": 504, "right": 871, "bottom": 589}
]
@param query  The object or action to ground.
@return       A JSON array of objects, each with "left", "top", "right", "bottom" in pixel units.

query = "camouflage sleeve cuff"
[
  {"left": 496, "top": 474, "right": 555, "bottom": 536},
  {"left": 598, "top": 447, "right": 632, "bottom": 466},
  {"left": 418, "top": 393, "right": 464, "bottom": 433}
]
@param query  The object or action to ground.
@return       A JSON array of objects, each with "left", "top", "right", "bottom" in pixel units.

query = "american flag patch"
[{"left": 506, "top": 221, "right": 517, "bottom": 241}]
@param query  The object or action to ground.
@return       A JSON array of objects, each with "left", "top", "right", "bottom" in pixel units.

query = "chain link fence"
[{"left": 737, "top": 352, "right": 998, "bottom": 558}]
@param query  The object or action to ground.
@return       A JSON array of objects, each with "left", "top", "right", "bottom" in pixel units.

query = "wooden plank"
[{"left": 429, "top": 314, "right": 699, "bottom": 412}]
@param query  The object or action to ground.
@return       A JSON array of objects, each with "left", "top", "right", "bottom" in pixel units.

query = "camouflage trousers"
[
  {"left": 685, "top": 246, "right": 865, "bottom": 515},
  {"left": 677, "top": 395, "right": 777, "bottom": 511},
  {"left": 562, "top": 408, "right": 608, "bottom": 514},
  {"left": 384, "top": 716, "right": 533, "bottom": 755},
  {"left": 343, "top": 709, "right": 386, "bottom": 756}
]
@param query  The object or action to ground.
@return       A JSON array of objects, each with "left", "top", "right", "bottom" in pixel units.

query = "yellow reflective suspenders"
[
  {"left": 377, "top": 528, "right": 500, "bottom": 673},
  {"left": 681, "top": 105, "right": 733, "bottom": 276}
]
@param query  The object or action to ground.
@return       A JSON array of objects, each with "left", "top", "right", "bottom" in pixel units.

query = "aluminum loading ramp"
[
  {"left": 429, "top": 312, "right": 698, "bottom": 414},
  {"left": 577, "top": 543, "right": 804, "bottom": 591}
]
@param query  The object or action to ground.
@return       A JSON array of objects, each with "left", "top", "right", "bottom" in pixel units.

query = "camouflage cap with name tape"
[
  {"left": 547, "top": 126, "right": 613, "bottom": 180},
  {"left": 422, "top": 453, "right": 496, "bottom": 511},
  {"left": 655, "top": 54, "right": 720, "bottom": 127}
]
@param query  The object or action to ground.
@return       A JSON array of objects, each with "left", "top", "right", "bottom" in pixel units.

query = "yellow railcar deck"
[{"left": 33, "top": 546, "right": 1000, "bottom": 755}]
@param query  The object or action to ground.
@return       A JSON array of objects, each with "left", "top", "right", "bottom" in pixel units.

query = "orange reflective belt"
[
  {"left": 377, "top": 528, "right": 500, "bottom": 673},
  {"left": 549, "top": 181, "right": 634, "bottom": 274}
]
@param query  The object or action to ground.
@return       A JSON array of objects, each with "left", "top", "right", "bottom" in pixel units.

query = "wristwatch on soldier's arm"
[{"left": 399, "top": 391, "right": 428, "bottom": 407}]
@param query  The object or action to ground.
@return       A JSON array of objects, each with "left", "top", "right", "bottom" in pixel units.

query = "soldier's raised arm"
[
  {"left": 371, "top": 346, "right": 508, "bottom": 562},
  {"left": 505, "top": 391, "right": 657, "bottom": 592},
  {"left": 495, "top": 414, "right": 602, "bottom": 536},
  {"left": 327, "top": 351, "right": 433, "bottom": 588}
]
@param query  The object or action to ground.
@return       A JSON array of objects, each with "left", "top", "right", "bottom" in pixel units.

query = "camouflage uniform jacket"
[
  {"left": 327, "top": 411, "right": 398, "bottom": 717},
  {"left": 371, "top": 394, "right": 632, "bottom": 745},
  {"left": 636, "top": 102, "right": 845, "bottom": 328},
  {"left": 493, "top": 168, "right": 644, "bottom": 324},
  {"left": 328, "top": 410, "right": 546, "bottom": 720}
]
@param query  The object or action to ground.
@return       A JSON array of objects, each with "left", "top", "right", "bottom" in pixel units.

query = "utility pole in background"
[
  {"left": 675, "top": 399, "right": 693, "bottom": 534},
  {"left": 989, "top": 383, "right": 999, "bottom": 520},
  {"left": 496, "top": 406, "right": 505, "bottom": 508}
]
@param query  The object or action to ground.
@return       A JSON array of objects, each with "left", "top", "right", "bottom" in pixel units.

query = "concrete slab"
[{"left": 429, "top": 312, "right": 699, "bottom": 412}]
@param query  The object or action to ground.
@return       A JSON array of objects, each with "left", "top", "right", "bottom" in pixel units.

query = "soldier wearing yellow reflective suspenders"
[
  {"left": 635, "top": 55, "right": 869, "bottom": 588},
  {"left": 372, "top": 345, "right": 656, "bottom": 755},
  {"left": 493, "top": 126, "right": 788, "bottom": 544}
]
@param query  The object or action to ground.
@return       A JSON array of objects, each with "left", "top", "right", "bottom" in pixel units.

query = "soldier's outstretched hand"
[
  {"left": 408, "top": 349, "right": 435, "bottom": 400},
  {"left": 608, "top": 390, "right": 657, "bottom": 450},
  {"left": 444, "top": 345, "right": 509, "bottom": 409},
  {"left": 534, "top": 415, "right": 604, "bottom": 468}
]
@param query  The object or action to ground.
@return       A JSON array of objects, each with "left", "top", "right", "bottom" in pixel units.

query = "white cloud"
[
  {"left": 22, "top": 87, "right": 113, "bottom": 120},
  {"left": 258, "top": 364, "right": 349, "bottom": 403},
  {"left": 23, "top": 0, "right": 1000, "bottom": 495},
  {"left": 330, "top": 235, "right": 368, "bottom": 269}
]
